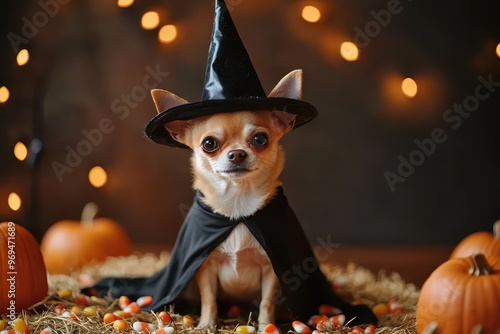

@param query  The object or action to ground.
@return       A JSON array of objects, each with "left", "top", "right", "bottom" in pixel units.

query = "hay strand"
[{"left": 1, "top": 253, "right": 419, "bottom": 334}]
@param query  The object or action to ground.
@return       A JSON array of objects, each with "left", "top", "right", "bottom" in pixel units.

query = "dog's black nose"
[{"left": 227, "top": 149, "right": 247, "bottom": 164}]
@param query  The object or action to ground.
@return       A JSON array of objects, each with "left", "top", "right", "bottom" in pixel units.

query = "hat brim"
[{"left": 145, "top": 97, "right": 318, "bottom": 148}]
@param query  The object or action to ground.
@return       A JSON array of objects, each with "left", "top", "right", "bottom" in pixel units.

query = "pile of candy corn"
[{"left": 0, "top": 290, "right": 405, "bottom": 334}]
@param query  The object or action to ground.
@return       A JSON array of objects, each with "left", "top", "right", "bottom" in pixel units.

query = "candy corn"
[
  {"left": 61, "top": 311, "right": 77, "bottom": 321},
  {"left": 307, "top": 315, "right": 328, "bottom": 327},
  {"left": 118, "top": 295, "right": 131, "bottom": 309},
  {"left": 133, "top": 321, "right": 155, "bottom": 333},
  {"left": 74, "top": 295, "right": 90, "bottom": 306},
  {"left": 387, "top": 300, "right": 402, "bottom": 314},
  {"left": 53, "top": 304, "right": 65, "bottom": 314},
  {"left": 113, "top": 320, "right": 129, "bottom": 332},
  {"left": 13, "top": 319, "right": 29, "bottom": 334},
  {"left": 137, "top": 296, "right": 153, "bottom": 307},
  {"left": 292, "top": 320, "right": 311, "bottom": 334},
  {"left": 57, "top": 289, "right": 72, "bottom": 298},
  {"left": 158, "top": 311, "right": 172, "bottom": 325},
  {"left": 349, "top": 325, "right": 364, "bottom": 334},
  {"left": 318, "top": 304, "right": 342, "bottom": 316},
  {"left": 236, "top": 325, "right": 255, "bottom": 334},
  {"left": 39, "top": 327, "right": 52, "bottom": 334},
  {"left": 262, "top": 323, "right": 279, "bottom": 334},
  {"left": 70, "top": 306, "right": 82, "bottom": 315},
  {"left": 372, "top": 303, "right": 388, "bottom": 317},
  {"left": 364, "top": 325, "right": 377, "bottom": 334},
  {"left": 330, "top": 314, "right": 345, "bottom": 327},
  {"left": 182, "top": 315, "right": 194, "bottom": 327},
  {"left": 153, "top": 327, "right": 174, "bottom": 334},
  {"left": 83, "top": 306, "right": 98, "bottom": 316},
  {"left": 103, "top": 313, "right": 117, "bottom": 324},
  {"left": 124, "top": 302, "right": 141, "bottom": 314},
  {"left": 113, "top": 311, "right": 132, "bottom": 319},
  {"left": 78, "top": 273, "right": 96, "bottom": 286}
]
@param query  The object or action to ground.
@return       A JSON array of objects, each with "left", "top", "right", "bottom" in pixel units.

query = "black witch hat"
[{"left": 145, "top": 0, "right": 318, "bottom": 148}]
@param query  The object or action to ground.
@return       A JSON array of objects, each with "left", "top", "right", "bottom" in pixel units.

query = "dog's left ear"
[{"left": 268, "top": 70, "right": 303, "bottom": 131}]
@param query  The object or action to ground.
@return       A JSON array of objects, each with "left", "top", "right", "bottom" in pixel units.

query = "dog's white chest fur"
[{"left": 211, "top": 222, "right": 270, "bottom": 297}]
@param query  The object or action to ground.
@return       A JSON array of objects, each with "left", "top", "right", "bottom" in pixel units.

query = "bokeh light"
[
  {"left": 141, "top": 11, "right": 160, "bottom": 30},
  {"left": 301, "top": 5, "right": 321, "bottom": 23},
  {"left": 401, "top": 77, "right": 418, "bottom": 98},
  {"left": 89, "top": 166, "right": 108, "bottom": 188},
  {"left": 117, "top": 0, "right": 134, "bottom": 8},
  {"left": 8, "top": 192, "right": 21, "bottom": 211},
  {"left": 496, "top": 43, "right": 500, "bottom": 58},
  {"left": 159, "top": 25, "right": 178, "bottom": 44},
  {"left": 14, "top": 142, "right": 28, "bottom": 161},
  {"left": 0, "top": 86, "right": 10, "bottom": 103},
  {"left": 340, "top": 41, "right": 359, "bottom": 61},
  {"left": 16, "top": 49, "right": 29, "bottom": 66}
]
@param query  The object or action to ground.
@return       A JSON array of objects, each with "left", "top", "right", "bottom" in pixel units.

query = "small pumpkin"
[
  {"left": 40, "top": 203, "right": 133, "bottom": 274},
  {"left": 416, "top": 253, "right": 500, "bottom": 334},
  {"left": 450, "top": 220, "right": 500, "bottom": 258},
  {"left": 0, "top": 222, "right": 48, "bottom": 313}
]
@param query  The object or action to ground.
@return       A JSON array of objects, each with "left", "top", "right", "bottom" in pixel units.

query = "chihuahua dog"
[{"left": 151, "top": 70, "right": 303, "bottom": 328}]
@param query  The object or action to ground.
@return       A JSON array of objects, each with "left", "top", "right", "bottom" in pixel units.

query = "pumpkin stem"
[
  {"left": 471, "top": 325, "right": 484, "bottom": 334},
  {"left": 468, "top": 253, "right": 492, "bottom": 276},
  {"left": 494, "top": 219, "right": 500, "bottom": 239},
  {"left": 422, "top": 321, "right": 438, "bottom": 334},
  {"left": 81, "top": 202, "right": 99, "bottom": 227}
]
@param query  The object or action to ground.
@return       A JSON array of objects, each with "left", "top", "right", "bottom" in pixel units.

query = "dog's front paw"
[
  {"left": 197, "top": 304, "right": 217, "bottom": 328},
  {"left": 196, "top": 319, "right": 216, "bottom": 329},
  {"left": 196, "top": 312, "right": 217, "bottom": 329}
]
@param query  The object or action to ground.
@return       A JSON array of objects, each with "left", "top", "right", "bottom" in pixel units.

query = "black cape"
[{"left": 89, "top": 188, "right": 377, "bottom": 325}]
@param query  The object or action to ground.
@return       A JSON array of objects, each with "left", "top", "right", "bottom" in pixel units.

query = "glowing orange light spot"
[
  {"left": 16, "top": 49, "right": 29, "bottom": 66},
  {"left": 159, "top": 25, "right": 177, "bottom": 44},
  {"left": 117, "top": 0, "right": 134, "bottom": 8},
  {"left": 141, "top": 11, "right": 160, "bottom": 30},
  {"left": 302, "top": 6, "right": 321, "bottom": 23},
  {"left": 0, "top": 86, "right": 10, "bottom": 103},
  {"left": 8, "top": 192, "right": 22, "bottom": 211},
  {"left": 89, "top": 166, "right": 107, "bottom": 188},
  {"left": 340, "top": 42, "right": 359, "bottom": 61},
  {"left": 401, "top": 77, "right": 418, "bottom": 98},
  {"left": 14, "top": 142, "right": 28, "bottom": 161}
]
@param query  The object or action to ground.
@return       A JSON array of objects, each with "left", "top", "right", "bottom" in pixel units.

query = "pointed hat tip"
[{"left": 203, "top": 0, "right": 265, "bottom": 100}]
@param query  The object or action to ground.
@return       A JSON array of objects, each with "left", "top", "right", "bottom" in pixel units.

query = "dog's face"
[
  {"left": 165, "top": 110, "right": 295, "bottom": 181},
  {"left": 149, "top": 69, "right": 304, "bottom": 185}
]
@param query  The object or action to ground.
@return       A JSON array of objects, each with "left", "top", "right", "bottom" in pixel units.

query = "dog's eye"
[
  {"left": 251, "top": 132, "right": 269, "bottom": 148},
  {"left": 201, "top": 137, "right": 219, "bottom": 153}
]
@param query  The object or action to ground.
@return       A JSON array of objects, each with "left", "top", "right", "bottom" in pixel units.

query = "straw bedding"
[{"left": 6, "top": 252, "right": 420, "bottom": 333}]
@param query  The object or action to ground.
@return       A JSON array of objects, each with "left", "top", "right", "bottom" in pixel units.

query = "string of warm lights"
[
  {"left": 1, "top": 1, "right": 499, "bottom": 216},
  {"left": 83, "top": 0, "right": 178, "bottom": 194},
  {"left": 3, "top": 45, "right": 31, "bottom": 212}
]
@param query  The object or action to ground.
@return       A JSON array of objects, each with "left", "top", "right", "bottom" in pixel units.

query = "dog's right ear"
[{"left": 151, "top": 89, "right": 191, "bottom": 144}]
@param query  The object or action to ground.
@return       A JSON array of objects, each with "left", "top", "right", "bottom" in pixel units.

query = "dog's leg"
[
  {"left": 196, "top": 260, "right": 219, "bottom": 328},
  {"left": 257, "top": 263, "right": 279, "bottom": 329}
]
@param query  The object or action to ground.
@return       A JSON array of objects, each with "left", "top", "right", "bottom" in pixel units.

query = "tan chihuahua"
[{"left": 151, "top": 70, "right": 303, "bottom": 328}]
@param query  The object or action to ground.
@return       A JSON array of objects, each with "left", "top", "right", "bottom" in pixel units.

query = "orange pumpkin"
[
  {"left": 450, "top": 220, "right": 500, "bottom": 258},
  {"left": 40, "top": 203, "right": 133, "bottom": 274},
  {"left": 0, "top": 222, "right": 48, "bottom": 313},
  {"left": 416, "top": 253, "right": 500, "bottom": 334}
]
